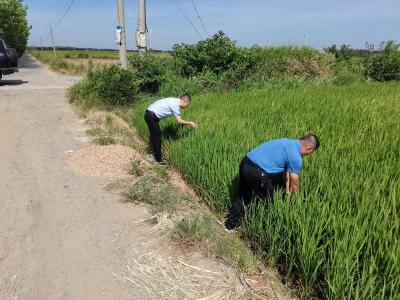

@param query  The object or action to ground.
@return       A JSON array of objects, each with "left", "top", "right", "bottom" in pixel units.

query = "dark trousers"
[
  {"left": 144, "top": 110, "right": 162, "bottom": 162},
  {"left": 225, "top": 156, "right": 285, "bottom": 230}
]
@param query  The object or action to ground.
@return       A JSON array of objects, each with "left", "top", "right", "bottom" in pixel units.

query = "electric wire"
[
  {"left": 40, "top": 0, "right": 80, "bottom": 47},
  {"left": 128, "top": 0, "right": 138, "bottom": 18},
  {"left": 170, "top": 0, "right": 203, "bottom": 39},
  {"left": 53, "top": 0, "right": 79, "bottom": 30},
  {"left": 50, "top": 0, "right": 70, "bottom": 26},
  {"left": 191, "top": 0, "right": 208, "bottom": 36}
]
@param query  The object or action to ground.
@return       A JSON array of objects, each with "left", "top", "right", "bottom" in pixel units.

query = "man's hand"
[{"left": 176, "top": 115, "right": 198, "bottom": 129}]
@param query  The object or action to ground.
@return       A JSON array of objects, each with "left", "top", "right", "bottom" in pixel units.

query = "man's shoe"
[
  {"left": 224, "top": 226, "right": 240, "bottom": 234},
  {"left": 146, "top": 154, "right": 156, "bottom": 162},
  {"left": 156, "top": 159, "right": 167, "bottom": 166}
]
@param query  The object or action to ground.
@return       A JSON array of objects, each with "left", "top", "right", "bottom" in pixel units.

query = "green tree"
[
  {"left": 0, "top": 0, "right": 30, "bottom": 56},
  {"left": 171, "top": 31, "right": 238, "bottom": 76},
  {"left": 364, "top": 41, "right": 400, "bottom": 81}
]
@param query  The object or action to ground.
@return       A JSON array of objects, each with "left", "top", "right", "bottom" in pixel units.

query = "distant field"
[
  {"left": 30, "top": 49, "right": 170, "bottom": 75},
  {"left": 31, "top": 49, "right": 170, "bottom": 59}
]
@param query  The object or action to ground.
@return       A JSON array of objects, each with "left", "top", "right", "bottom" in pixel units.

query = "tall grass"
[{"left": 133, "top": 82, "right": 400, "bottom": 298}]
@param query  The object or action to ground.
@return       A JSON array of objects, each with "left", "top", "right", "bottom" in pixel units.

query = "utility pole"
[
  {"left": 116, "top": 0, "right": 128, "bottom": 69},
  {"left": 303, "top": 33, "right": 309, "bottom": 47},
  {"left": 49, "top": 26, "right": 56, "bottom": 54},
  {"left": 136, "top": 0, "right": 147, "bottom": 55}
]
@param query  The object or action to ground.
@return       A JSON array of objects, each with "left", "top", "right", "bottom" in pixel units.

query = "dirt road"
[{"left": 0, "top": 56, "right": 243, "bottom": 300}]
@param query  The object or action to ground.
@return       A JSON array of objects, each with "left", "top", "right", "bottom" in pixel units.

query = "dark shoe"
[{"left": 225, "top": 219, "right": 240, "bottom": 231}]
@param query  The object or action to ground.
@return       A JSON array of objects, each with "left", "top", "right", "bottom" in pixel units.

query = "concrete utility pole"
[
  {"left": 136, "top": 0, "right": 147, "bottom": 55},
  {"left": 116, "top": 0, "right": 128, "bottom": 69},
  {"left": 49, "top": 26, "right": 56, "bottom": 54}
]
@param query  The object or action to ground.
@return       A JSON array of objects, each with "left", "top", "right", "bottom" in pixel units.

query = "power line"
[
  {"left": 170, "top": 0, "right": 203, "bottom": 39},
  {"left": 53, "top": 0, "right": 79, "bottom": 30},
  {"left": 50, "top": 0, "right": 70, "bottom": 26},
  {"left": 191, "top": 0, "right": 208, "bottom": 36},
  {"left": 128, "top": 0, "right": 138, "bottom": 18},
  {"left": 39, "top": 0, "right": 80, "bottom": 47}
]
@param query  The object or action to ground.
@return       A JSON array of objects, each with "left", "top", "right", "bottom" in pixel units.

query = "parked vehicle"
[{"left": 0, "top": 39, "right": 18, "bottom": 81}]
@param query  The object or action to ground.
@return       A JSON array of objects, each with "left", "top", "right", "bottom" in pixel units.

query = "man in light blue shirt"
[
  {"left": 144, "top": 94, "right": 198, "bottom": 164},
  {"left": 225, "top": 134, "right": 320, "bottom": 230}
]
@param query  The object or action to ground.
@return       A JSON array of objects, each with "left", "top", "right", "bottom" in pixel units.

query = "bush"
[
  {"left": 0, "top": 0, "right": 30, "bottom": 56},
  {"left": 129, "top": 54, "right": 167, "bottom": 93},
  {"left": 69, "top": 64, "right": 140, "bottom": 110},
  {"left": 77, "top": 52, "right": 89, "bottom": 59},
  {"left": 172, "top": 31, "right": 238, "bottom": 76},
  {"left": 158, "top": 72, "right": 204, "bottom": 97},
  {"left": 364, "top": 41, "right": 400, "bottom": 81},
  {"left": 170, "top": 33, "right": 333, "bottom": 93}
]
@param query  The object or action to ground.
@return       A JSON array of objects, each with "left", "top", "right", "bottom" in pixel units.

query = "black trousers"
[
  {"left": 144, "top": 110, "right": 162, "bottom": 162},
  {"left": 225, "top": 156, "right": 285, "bottom": 230}
]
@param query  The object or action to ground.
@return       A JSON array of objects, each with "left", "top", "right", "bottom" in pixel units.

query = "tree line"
[{"left": 0, "top": 0, "right": 30, "bottom": 56}]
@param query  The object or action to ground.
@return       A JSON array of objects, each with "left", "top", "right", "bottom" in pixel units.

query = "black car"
[{"left": 0, "top": 39, "right": 18, "bottom": 81}]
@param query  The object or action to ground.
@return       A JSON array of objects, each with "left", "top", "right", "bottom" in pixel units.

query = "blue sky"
[{"left": 25, "top": 0, "right": 400, "bottom": 50}]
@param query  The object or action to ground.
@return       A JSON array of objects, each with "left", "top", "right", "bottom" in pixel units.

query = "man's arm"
[
  {"left": 285, "top": 172, "right": 290, "bottom": 193},
  {"left": 175, "top": 115, "right": 198, "bottom": 129},
  {"left": 289, "top": 173, "right": 300, "bottom": 193}
]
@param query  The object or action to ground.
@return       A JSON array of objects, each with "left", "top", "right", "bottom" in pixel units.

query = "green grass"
[
  {"left": 174, "top": 216, "right": 257, "bottom": 273},
  {"left": 134, "top": 82, "right": 400, "bottom": 299},
  {"left": 122, "top": 175, "right": 186, "bottom": 213},
  {"left": 128, "top": 159, "right": 144, "bottom": 177}
]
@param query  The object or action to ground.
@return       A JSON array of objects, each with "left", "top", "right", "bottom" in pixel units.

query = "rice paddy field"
[{"left": 134, "top": 82, "right": 400, "bottom": 299}]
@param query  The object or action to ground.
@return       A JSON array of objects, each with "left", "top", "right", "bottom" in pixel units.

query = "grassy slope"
[{"left": 133, "top": 82, "right": 400, "bottom": 299}]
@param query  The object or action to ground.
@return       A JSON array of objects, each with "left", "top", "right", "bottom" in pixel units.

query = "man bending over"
[
  {"left": 225, "top": 134, "right": 320, "bottom": 230},
  {"left": 144, "top": 94, "right": 198, "bottom": 164}
]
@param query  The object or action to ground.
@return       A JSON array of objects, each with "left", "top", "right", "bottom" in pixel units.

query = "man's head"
[
  {"left": 299, "top": 133, "right": 320, "bottom": 156},
  {"left": 180, "top": 94, "right": 191, "bottom": 109}
]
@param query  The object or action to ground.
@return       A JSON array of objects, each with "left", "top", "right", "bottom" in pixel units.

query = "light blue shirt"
[
  {"left": 247, "top": 138, "right": 303, "bottom": 175},
  {"left": 147, "top": 97, "right": 181, "bottom": 120}
]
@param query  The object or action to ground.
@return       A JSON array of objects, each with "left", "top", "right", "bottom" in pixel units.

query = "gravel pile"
[{"left": 70, "top": 145, "right": 141, "bottom": 178}]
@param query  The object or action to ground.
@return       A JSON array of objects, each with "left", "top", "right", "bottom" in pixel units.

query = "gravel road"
[{"left": 0, "top": 55, "right": 168, "bottom": 299}]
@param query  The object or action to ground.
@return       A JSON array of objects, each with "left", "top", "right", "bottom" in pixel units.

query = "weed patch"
[
  {"left": 122, "top": 175, "right": 187, "bottom": 213},
  {"left": 174, "top": 216, "right": 257, "bottom": 273}
]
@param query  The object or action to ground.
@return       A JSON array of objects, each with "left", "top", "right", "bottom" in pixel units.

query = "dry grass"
[{"left": 113, "top": 252, "right": 246, "bottom": 300}]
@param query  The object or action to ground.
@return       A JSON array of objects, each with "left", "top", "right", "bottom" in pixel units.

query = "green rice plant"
[{"left": 134, "top": 82, "right": 400, "bottom": 299}]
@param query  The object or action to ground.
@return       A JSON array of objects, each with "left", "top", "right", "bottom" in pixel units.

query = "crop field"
[
  {"left": 30, "top": 49, "right": 170, "bottom": 75},
  {"left": 30, "top": 49, "right": 170, "bottom": 60},
  {"left": 134, "top": 82, "right": 400, "bottom": 299}
]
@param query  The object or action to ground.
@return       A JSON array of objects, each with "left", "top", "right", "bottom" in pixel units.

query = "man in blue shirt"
[
  {"left": 144, "top": 94, "right": 198, "bottom": 164},
  {"left": 225, "top": 134, "right": 320, "bottom": 230}
]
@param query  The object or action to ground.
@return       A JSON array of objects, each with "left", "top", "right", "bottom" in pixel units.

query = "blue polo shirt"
[{"left": 247, "top": 138, "right": 303, "bottom": 175}]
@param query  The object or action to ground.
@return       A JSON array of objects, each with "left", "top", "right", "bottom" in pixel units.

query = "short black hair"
[
  {"left": 180, "top": 93, "right": 191, "bottom": 101},
  {"left": 300, "top": 133, "right": 320, "bottom": 150}
]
